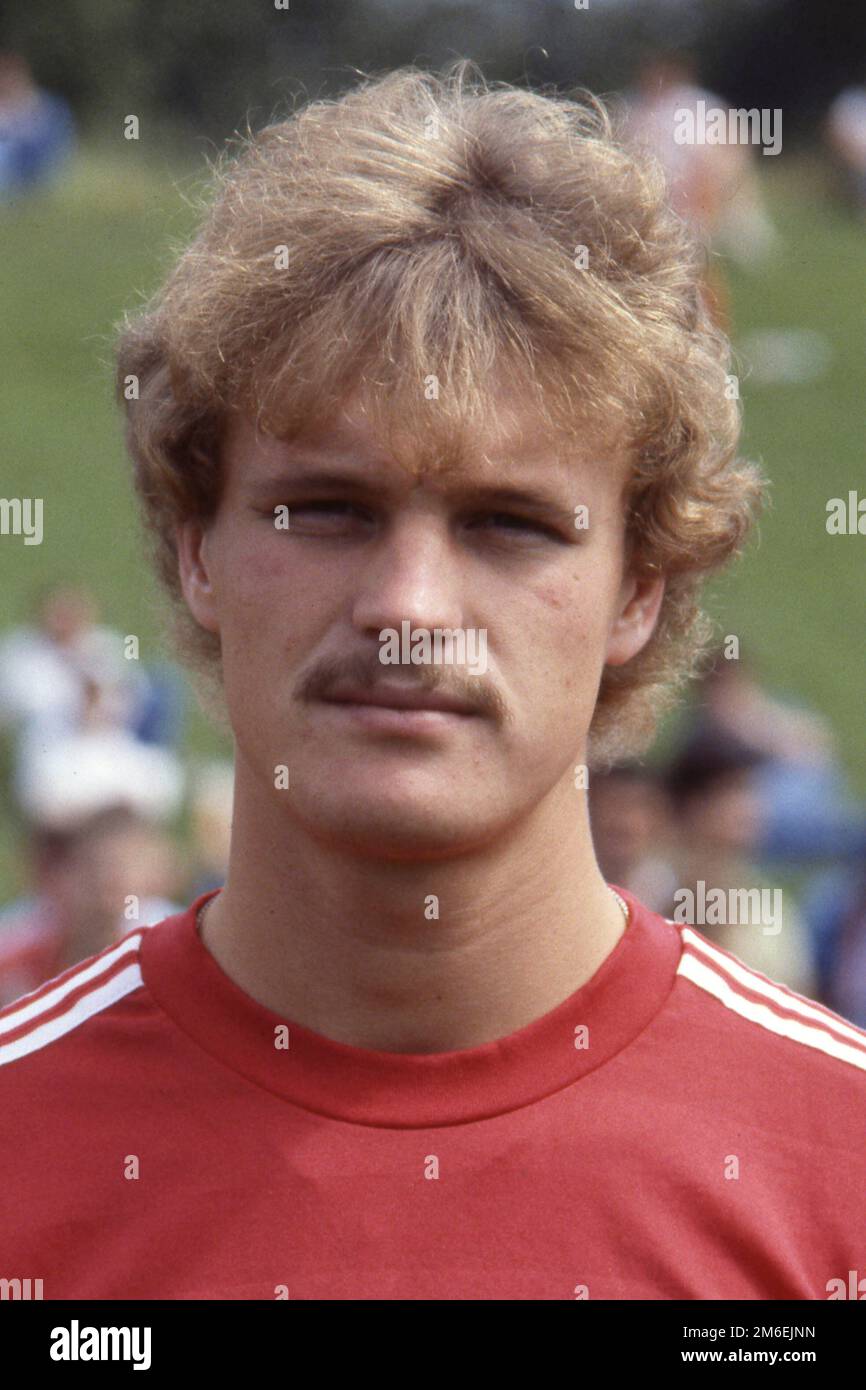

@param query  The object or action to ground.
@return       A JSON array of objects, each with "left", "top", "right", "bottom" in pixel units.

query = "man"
[{"left": 1, "top": 64, "right": 863, "bottom": 1301}]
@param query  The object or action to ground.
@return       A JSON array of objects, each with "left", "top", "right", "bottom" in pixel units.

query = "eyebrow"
[{"left": 244, "top": 467, "right": 579, "bottom": 521}]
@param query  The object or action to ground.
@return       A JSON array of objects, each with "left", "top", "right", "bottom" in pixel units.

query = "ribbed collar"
[{"left": 141, "top": 886, "right": 681, "bottom": 1128}]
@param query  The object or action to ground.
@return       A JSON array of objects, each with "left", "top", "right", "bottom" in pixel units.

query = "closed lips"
[{"left": 322, "top": 685, "right": 476, "bottom": 714}]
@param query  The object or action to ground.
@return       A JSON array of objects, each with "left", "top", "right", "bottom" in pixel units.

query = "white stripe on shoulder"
[
  {"left": 679, "top": 925, "right": 866, "bottom": 1053},
  {"left": 0, "top": 960, "right": 143, "bottom": 1067},
  {"left": 678, "top": 948, "right": 866, "bottom": 1075},
  {"left": 0, "top": 930, "right": 145, "bottom": 1038}
]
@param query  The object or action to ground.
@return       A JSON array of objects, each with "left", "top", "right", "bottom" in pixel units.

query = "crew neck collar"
[{"left": 140, "top": 886, "right": 681, "bottom": 1128}]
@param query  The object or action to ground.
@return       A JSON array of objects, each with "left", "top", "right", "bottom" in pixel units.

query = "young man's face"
[{"left": 178, "top": 390, "right": 664, "bottom": 859}]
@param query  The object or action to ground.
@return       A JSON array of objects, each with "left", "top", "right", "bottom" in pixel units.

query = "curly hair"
[{"left": 116, "top": 60, "right": 764, "bottom": 766}]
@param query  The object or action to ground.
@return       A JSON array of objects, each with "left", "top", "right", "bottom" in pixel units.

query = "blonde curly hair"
[{"left": 116, "top": 60, "right": 764, "bottom": 766}]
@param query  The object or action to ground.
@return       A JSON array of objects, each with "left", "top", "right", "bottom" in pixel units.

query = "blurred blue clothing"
[
  {"left": 128, "top": 663, "right": 187, "bottom": 749},
  {"left": 803, "top": 866, "right": 866, "bottom": 1027},
  {"left": 0, "top": 90, "right": 75, "bottom": 197},
  {"left": 755, "top": 761, "right": 866, "bottom": 864}
]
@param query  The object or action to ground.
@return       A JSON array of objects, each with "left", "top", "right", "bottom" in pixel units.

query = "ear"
[
  {"left": 605, "top": 569, "right": 666, "bottom": 667},
  {"left": 176, "top": 520, "right": 221, "bottom": 636}
]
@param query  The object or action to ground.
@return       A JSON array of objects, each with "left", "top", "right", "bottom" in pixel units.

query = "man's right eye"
[{"left": 269, "top": 501, "right": 373, "bottom": 532}]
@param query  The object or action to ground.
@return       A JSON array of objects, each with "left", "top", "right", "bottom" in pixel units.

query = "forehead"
[{"left": 222, "top": 384, "right": 629, "bottom": 494}]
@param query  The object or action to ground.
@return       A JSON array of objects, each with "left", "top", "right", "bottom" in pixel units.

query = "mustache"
[{"left": 298, "top": 649, "right": 510, "bottom": 723}]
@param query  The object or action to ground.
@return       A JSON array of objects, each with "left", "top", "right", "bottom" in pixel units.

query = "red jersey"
[{"left": 1, "top": 886, "right": 865, "bottom": 1300}]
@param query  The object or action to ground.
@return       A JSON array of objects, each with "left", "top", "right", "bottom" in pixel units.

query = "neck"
[{"left": 199, "top": 759, "right": 629, "bottom": 1054}]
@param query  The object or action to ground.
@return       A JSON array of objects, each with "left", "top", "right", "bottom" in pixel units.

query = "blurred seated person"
[
  {"left": 0, "top": 585, "right": 98, "bottom": 738},
  {"left": 826, "top": 84, "right": 866, "bottom": 218},
  {"left": 662, "top": 726, "right": 815, "bottom": 996},
  {"left": 0, "top": 51, "right": 74, "bottom": 200},
  {"left": 625, "top": 51, "right": 778, "bottom": 329},
  {"left": 686, "top": 651, "right": 864, "bottom": 865},
  {"left": 802, "top": 859, "right": 866, "bottom": 1027},
  {"left": 0, "top": 807, "right": 184, "bottom": 1006},
  {"left": 589, "top": 761, "right": 678, "bottom": 915},
  {"left": 0, "top": 582, "right": 186, "bottom": 753},
  {"left": 13, "top": 666, "right": 184, "bottom": 831},
  {"left": 0, "top": 825, "right": 76, "bottom": 1007}
]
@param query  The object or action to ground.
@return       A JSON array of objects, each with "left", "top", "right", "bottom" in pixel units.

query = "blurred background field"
[{"left": 0, "top": 0, "right": 864, "bottom": 1014}]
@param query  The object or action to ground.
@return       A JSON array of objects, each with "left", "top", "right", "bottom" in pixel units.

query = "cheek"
[
  {"left": 217, "top": 530, "right": 329, "bottom": 641},
  {"left": 523, "top": 570, "right": 617, "bottom": 674}
]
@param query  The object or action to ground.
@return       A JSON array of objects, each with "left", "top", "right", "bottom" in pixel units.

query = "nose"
[{"left": 351, "top": 509, "right": 467, "bottom": 640}]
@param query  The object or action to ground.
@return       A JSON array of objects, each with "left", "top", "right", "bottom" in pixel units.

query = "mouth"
[
  {"left": 321, "top": 682, "right": 478, "bottom": 716},
  {"left": 317, "top": 682, "right": 479, "bottom": 734}
]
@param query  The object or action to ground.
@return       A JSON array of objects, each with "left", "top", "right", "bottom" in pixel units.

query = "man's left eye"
[{"left": 292, "top": 501, "right": 365, "bottom": 517}]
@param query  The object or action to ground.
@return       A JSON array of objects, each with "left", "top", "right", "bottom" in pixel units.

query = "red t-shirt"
[{"left": 1, "top": 887, "right": 865, "bottom": 1300}]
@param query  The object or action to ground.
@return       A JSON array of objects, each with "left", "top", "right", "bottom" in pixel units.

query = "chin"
[{"left": 299, "top": 797, "right": 499, "bottom": 862}]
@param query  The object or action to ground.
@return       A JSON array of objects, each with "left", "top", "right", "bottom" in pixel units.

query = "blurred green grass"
[
  {"left": 699, "top": 157, "right": 866, "bottom": 787},
  {"left": 0, "top": 149, "right": 863, "bottom": 899}
]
